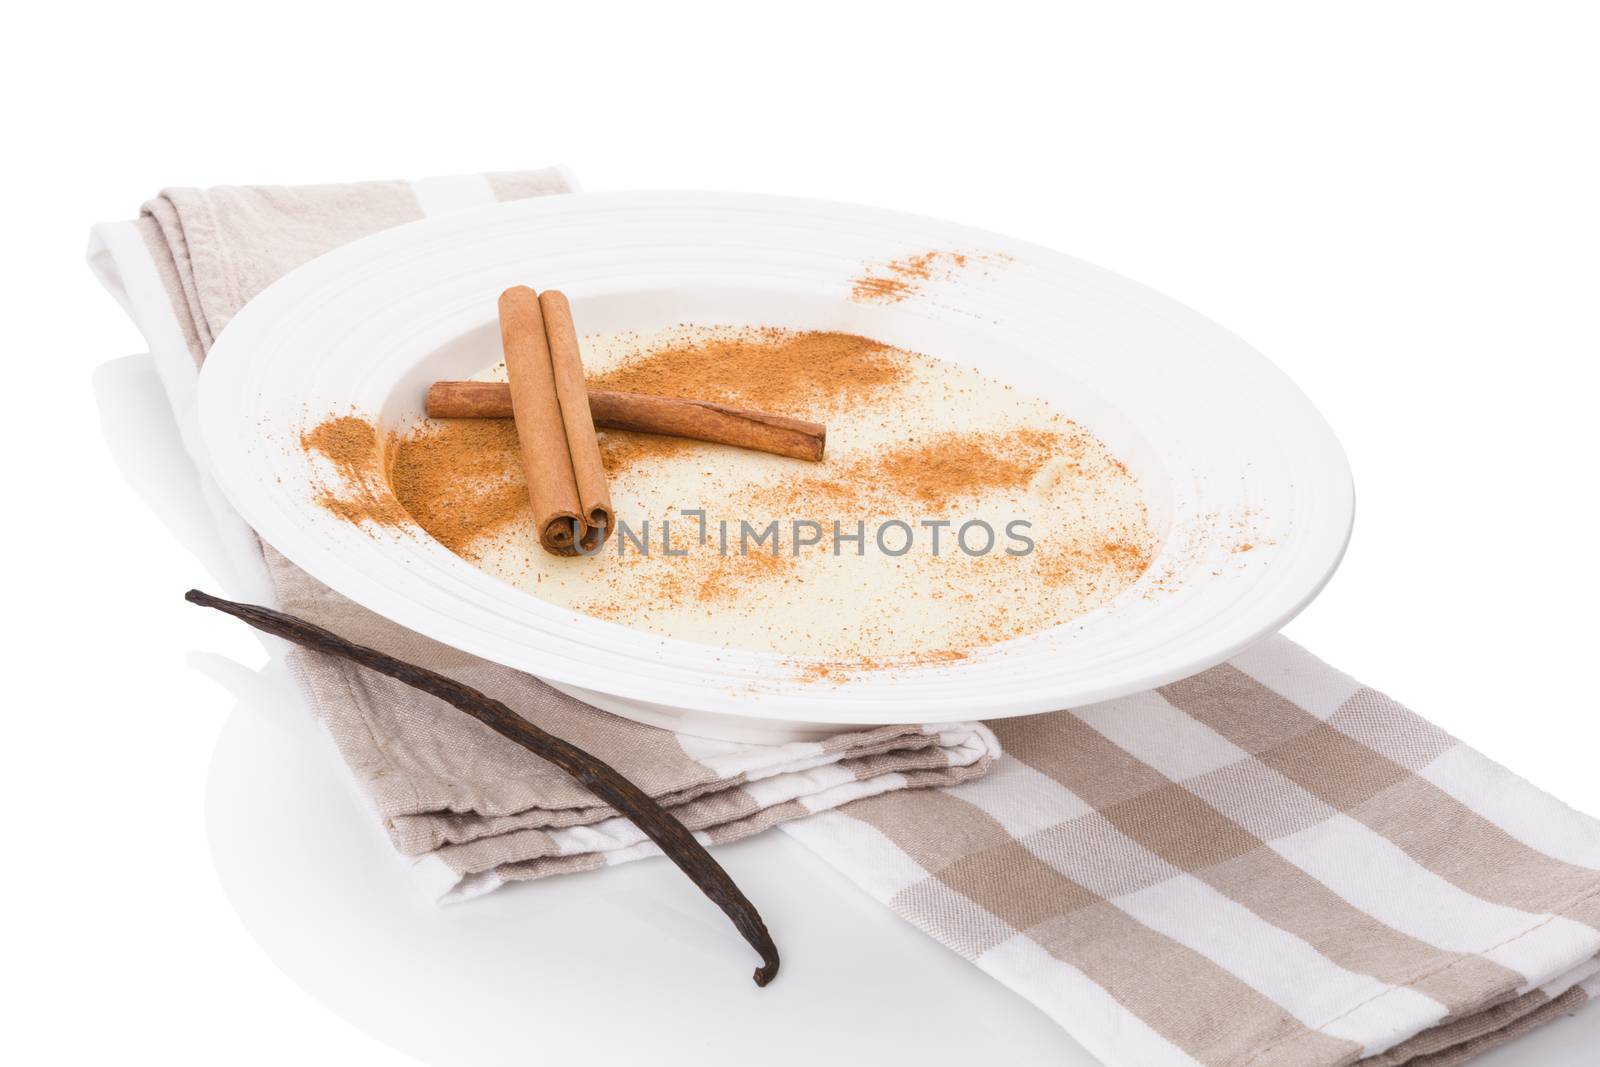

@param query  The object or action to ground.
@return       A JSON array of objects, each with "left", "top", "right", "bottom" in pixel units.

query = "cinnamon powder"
[
  {"left": 871, "top": 428, "right": 1062, "bottom": 509},
  {"left": 388, "top": 419, "right": 528, "bottom": 556},
  {"left": 597, "top": 431, "right": 696, "bottom": 476},
  {"left": 298, "top": 323, "right": 1158, "bottom": 663},
  {"left": 587, "top": 328, "right": 906, "bottom": 415},
  {"left": 850, "top": 250, "right": 975, "bottom": 304},
  {"left": 749, "top": 427, "right": 1084, "bottom": 518},
  {"left": 300, "top": 416, "right": 408, "bottom": 529}
]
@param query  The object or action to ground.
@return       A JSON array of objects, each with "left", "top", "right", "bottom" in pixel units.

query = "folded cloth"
[
  {"left": 784, "top": 640, "right": 1600, "bottom": 1066},
  {"left": 90, "top": 171, "right": 1600, "bottom": 1065},
  {"left": 87, "top": 169, "right": 997, "bottom": 904}
]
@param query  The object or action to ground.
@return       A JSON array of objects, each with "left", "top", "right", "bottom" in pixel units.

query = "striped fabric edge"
[
  {"left": 431, "top": 732, "right": 997, "bottom": 903},
  {"left": 780, "top": 635, "right": 1600, "bottom": 1067}
]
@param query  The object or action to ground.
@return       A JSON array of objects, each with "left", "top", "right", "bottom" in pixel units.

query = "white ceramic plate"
[{"left": 199, "top": 191, "right": 1353, "bottom": 741}]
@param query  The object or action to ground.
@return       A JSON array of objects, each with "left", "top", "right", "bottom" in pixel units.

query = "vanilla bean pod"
[{"left": 185, "top": 589, "right": 780, "bottom": 986}]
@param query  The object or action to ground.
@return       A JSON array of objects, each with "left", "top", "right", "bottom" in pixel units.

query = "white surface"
[
  {"left": 201, "top": 650, "right": 1081, "bottom": 1066},
  {"left": 8, "top": 3, "right": 1600, "bottom": 1064},
  {"left": 200, "top": 191, "right": 1352, "bottom": 732}
]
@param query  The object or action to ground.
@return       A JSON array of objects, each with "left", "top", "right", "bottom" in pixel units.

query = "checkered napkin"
[
  {"left": 784, "top": 639, "right": 1600, "bottom": 1066},
  {"left": 90, "top": 171, "right": 1600, "bottom": 1065}
]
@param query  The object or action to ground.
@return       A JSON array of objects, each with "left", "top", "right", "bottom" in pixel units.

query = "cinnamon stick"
[
  {"left": 497, "top": 287, "right": 592, "bottom": 555},
  {"left": 538, "top": 291, "right": 614, "bottom": 545},
  {"left": 426, "top": 382, "right": 827, "bottom": 462}
]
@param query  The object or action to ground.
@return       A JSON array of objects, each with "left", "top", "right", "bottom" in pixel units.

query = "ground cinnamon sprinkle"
[
  {"left": 387, "top": 419, "right": 528, "bottom": 556},
  {"left": 597, "top": 431, "right": 696, "bottom": 475},
  {"left": 696, "top": 550, "right": 793, "bottom": 603},
  {"left": 1033, "top": 535, "right": 1155, "bottom": 600},
  {"left": 300, "top": 414, "right": 523, "bottom": 555},
  {"left": 872, "top": 428, "right": 1062, "bottom": 509},
  {"left": 850, "top": 250, "right": 977, "bottom": 303},
  {"left": 850, "top": 275, "right": 917, "bottom": 303},
  {"left": 303, "top": 414, "right": 710, "bottom": 559},
  {"left": 749, "top": 427, "right": 1072, "bottom": 518},
  {"left": 796, "top": 648, "right": 969, "bottom": 684},
  {"left": 572, "top": 547, "right": 798, "bottom": 620},
  {"left": 587, "top": 328, "right": 906, "bottom": 415},
  {"left": 300, "top": 416, "right": 409, "bottom": 530}
]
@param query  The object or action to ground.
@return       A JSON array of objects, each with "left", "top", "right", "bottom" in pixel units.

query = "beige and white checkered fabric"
[{"left": 783, "top": 637, "right": 1600, "bottom": 1065}]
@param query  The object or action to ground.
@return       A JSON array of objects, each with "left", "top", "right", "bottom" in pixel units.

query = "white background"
[{"left": 6, "top": 1, "right": 1599, "bottom": 1063}]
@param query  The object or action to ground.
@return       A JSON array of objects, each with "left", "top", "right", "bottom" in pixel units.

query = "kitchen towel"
[
  {"left": 782, "top": 640, "right": 1600, "bottom": 1066},
  {"left": 87, "top": 170, "right": 997, "bottom": 903},
  {"left": 90, "top": 171, "right": 1600, "bottom": 1065}
]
